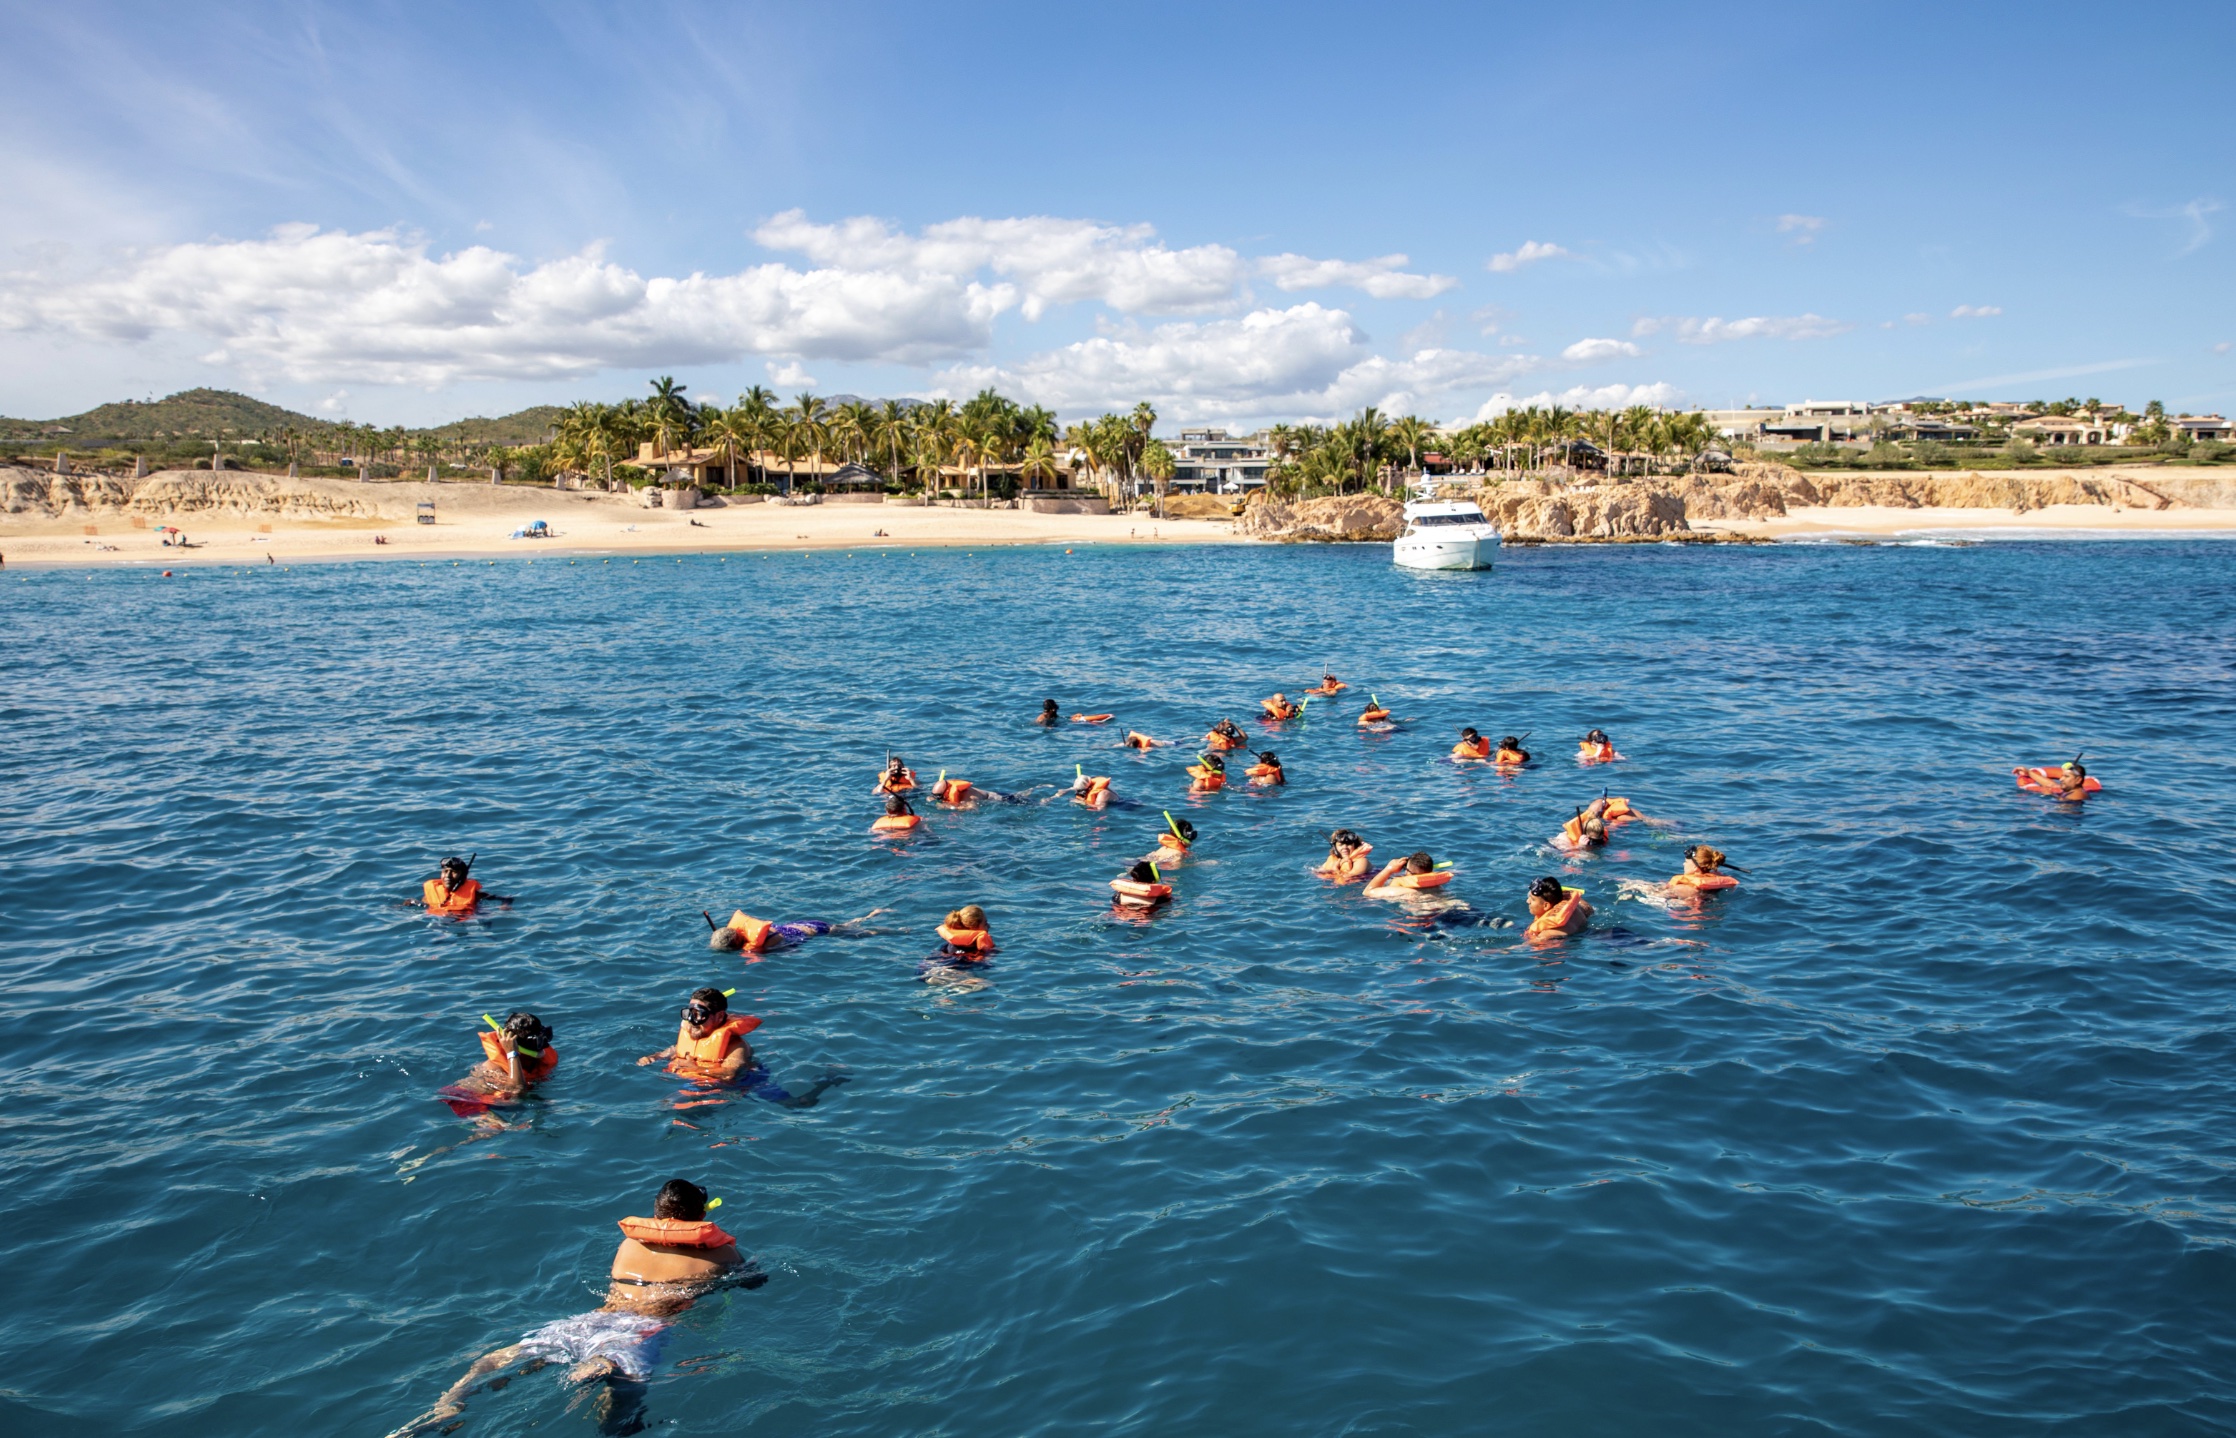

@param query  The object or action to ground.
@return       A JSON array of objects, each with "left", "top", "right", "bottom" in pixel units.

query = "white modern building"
[{"left": 1167, "top": 429, "right": 1271, "bottom": 493}]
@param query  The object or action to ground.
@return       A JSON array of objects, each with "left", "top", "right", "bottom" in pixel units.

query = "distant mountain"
[
  {"left": 0, "top": 388, "right": 322, "bottom": 444},
  {"left": 0, "top": 389, "right": 569, "bottom": 448}
]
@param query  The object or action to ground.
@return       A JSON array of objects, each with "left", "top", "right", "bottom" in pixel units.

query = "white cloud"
[
  {"left": 1475, "top": 382, "right": 1682, "bottom": 420},
  {"left": 2216, "top": 341, "right": 2232, "bottom": 354},
  {"left": 1257, "top": 252, "right": 1458, "bottom": 300},
  {"left": 1486, "top": 240, "right": 1568, "bottom": 273},
  {"left": 1777, "top": 214, "right": 1827, "bottom": 244},
  {"left": 1561, "top": 337, "right": 1643, "bottom": 362},
  {"left": 936, "top": 303, "right": 1541, "bottom": 422},
  {"left": 766, "top": 360, "right": 817, "bottom": 387},
  {"left": 2122, "top": 198, "right": 2221, "bottom": 257},
  {"left": 752, "top": 209, "right": 1244, "bottom": 319},
  {"left": 0, "top": 223, "right": 1019, "bottom": 384},
  {"left": 1949, "top": 304, "right": 2003, "bottom": 319},
  {"left": 317, "top": 388, "right": 349, "bottom": 413},
  {"left": 1632, "top": 313, "right": 1850, "bottom": 344},
  {"left": 1904, "top": 312, "right": 1933, "bottom": 326}
]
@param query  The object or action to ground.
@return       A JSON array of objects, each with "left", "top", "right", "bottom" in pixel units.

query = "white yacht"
[{"left": 1393, "top": 497, "right": 1500, "bottom": 571}]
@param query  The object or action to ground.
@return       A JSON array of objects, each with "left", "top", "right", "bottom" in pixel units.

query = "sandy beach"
[{"left": 0, "top": 479, "right": 1236, "bottom": 569}]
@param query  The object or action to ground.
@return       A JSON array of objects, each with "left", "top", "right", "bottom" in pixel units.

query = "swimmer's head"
[
  {"left": 681, "top": 987, "right": 728, "bottom": 1029},
  {"left": 1042, "top": 699, "right": 1059, "bottom": 715},
  {"left": 654, "top": 1178, "right": 711, "bottom": 1221},
  {"left": 1328, "top": 828, "right": 1362, "bottom": 852},
  {"left": 1585, "top": 728, "right": 1609, "bottom": 745},
  {"left": 1272, "top": 692, "right": 1287, "bottom": 703},
  {"left": 1460, "top": 727, "right": 1481, "bottom": 742},
  {"left": 886, "top": 755, "right": 907, "bottom": 773},
  {"left": 1499, "top": 736, "right": 1521, "bottom": 750},
  {"left": 1258, "top": 751, "right": 1279, "bottom": 766},
  {"left": 439, "top": 855, "right": 469, "bottom": 884},
  {"left": 954, "top": 904, "right": 988, "bottom": 931},
  {"left": 1169, "top": 818, "right": 1198, "bottom": 843},
  {"left": 1528, "top": 875, "right": 1566, "bottom": 906},
  {"left": 884, "top": 795, "right": 912, "bottom": 816},
  {"left": 1689, "top": 845, "right": 1726, "bottom": 870},
  {"left": 502, "top": 1011, "right": 551, "bottom": 1056},
  {"left": 709, "top": 924, "right": 745, "bottom": 950},
  {"left": 1581, "top": 817, "right": 1608, "bottom": 845},
  {"left": 1201, "top": 753, "right": 1225, "bottom": 771},
  {"left": 1323, "top": 672, "right": 1337, "bottom": 682},
  {"left": 1405, "top": 850, "right": 1434, "bottom": 875},
  {"left": 1126, "top": 860, "right": 1158, "bottom": 884},
  {"left": 2064, "top": 761, "right": 2086, "bottom": 778}
]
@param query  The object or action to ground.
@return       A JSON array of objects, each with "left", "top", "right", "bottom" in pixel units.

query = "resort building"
[
  {"left": 1166, "top": 429, "right": 1271, "bottom": 493},
  {"left": 2011, "top": 414, "right": 2112, "bottom": 446},
  {"left": 2176, "top": 414, "right": 2232, "bottom": 442},
  {"left": 1697, "top": 407, "right": 1785, "bottom": 441},
  {"left": 1761, "top": 402, "right": 1876, "bottom": 444}
]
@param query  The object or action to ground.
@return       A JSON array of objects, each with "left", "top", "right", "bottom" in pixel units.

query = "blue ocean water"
[{"left": 4, "top": 538, "right": 2235, "bottom": 1437}]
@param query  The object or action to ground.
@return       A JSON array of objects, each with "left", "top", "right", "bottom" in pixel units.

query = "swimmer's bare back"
[{"left": 604, "top": 1236, "right": 740, "bottom": 1316}]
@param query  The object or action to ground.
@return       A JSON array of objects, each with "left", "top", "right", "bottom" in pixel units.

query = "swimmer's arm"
[
  {"left": 636, "top": 1046, "right": 678, "bottom": 1066},
  {"left": 1361, "top": 859, "right": 1405, "bottom": 895},
  {"left": 717, "top": 1047, "right": 750, "bottom": 1079},
  {"left": 833, "top": 907, "right": 892, "bottom": 932}
]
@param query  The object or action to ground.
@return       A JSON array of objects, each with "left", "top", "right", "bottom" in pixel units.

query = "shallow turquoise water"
[{"left": 4, "top": 539, "right": 2235, "bottom": 1436}]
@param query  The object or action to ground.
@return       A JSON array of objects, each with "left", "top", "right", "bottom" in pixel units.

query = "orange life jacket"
[
  {"left": 1261, "top": 698, "right": 1300, "bottom": 719},
  {"left": 1157, "top": 831, "right": 1191, "bottom": 854},
  {"left": 1359, "top": 707, "right": 1391, "bottom": 724},
  {"left": 873, "top": 813, "right": 922, "bottom": 831},
  {"left": 937, "top": 922, "right": 995, "bottom": 954},
  {"left": 1558, "top": 815, "right": 1603, "bottom": 848},
  {"left": 478, "top": 1030, "right": 559, "bottom": 1081},
  {"left": 1578, "top": 741, "right": 1619, "bottom": 762},
  {"left": 1203, "top": 730, "right": 1244, "bottom": 750},
  {"left": 877, "top": 769, "right": 917, "bottom": 793},
  {"left": 1072, "top": 713, "right": 1113, "bottom": 723},
  {"left": 723, "top": 910, "right": 777, "bottom": 952},
  {"left": 1527, "top": 890, "right": 1588, "bottom": 936},
  {"left": 1670, "top": 871, "right": 1738, "bottom": 891},
  {"left": 672, "top": 1014, "right": 761, "bottom": 1070},
  {"left": 1110, "top": 878, "right": 1173, "bottom": 903},
  {"left": 1393, "top": 869, "right": 1453, "bottom": 889},
  {"left": 617, "top": 1216, "right": 735, "bottom": 1249},
  {"left": 423, "top": 877, "right": 481, "bottom": 913},
  {"left": 1494, "top": 748, "right": 1527, "bottom": 764},
  {"left": 1601, "top": 797, "right": 1635, "bottom": 822},
  {"left": 1453, "top": 738, "right": 1490, "bottom": 759},
  {"left": 1187, "top": 766, "right": 1226, "bottom": 790},
  {"left": 1306, "top": 680, "right": 1346, "bottom": 694},
  {"left": 934, "top": 779, "right": 973, "bottom": 802},
  {"left": 1246, "top": 762, "right": 1282, "bottom": 781}
]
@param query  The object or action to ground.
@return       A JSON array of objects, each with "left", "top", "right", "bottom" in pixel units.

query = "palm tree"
[
  {"left": 871, "top": 400, "right": 913, "bottom": 487},
  {"left": 1141, "top": 437, "right": 1175, "bottom": 518},
  {"left": 916, "top": 399, "right": 958, "bottom": 499},
  {"left": 787, "top": 393, "right": 829, "bottom": 493},
  {"left": 1020, "top": 435, "right": 1060, "bottom": 492},
  {"left": 832, "top": 400, "right": 876, "bottom": 472},
  {"left": 1390, "top": 415, "right": 1435, "bottom": 482},
  {"left": 646, "top": 376, "right": 690, "bottom": 459}
]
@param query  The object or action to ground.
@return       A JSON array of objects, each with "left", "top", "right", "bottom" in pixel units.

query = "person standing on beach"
[{"left": 385, "top": 1179, "right": 757, "bottom": 1438}]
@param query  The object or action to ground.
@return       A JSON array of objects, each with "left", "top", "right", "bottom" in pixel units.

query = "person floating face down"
[
  {"left": 385, "top": 1178, "right": 755, "bottom": 1438},
  {"left": 705, "top": 903, "right": 883, "bottom": 957},
  {"left": 1123, "top": 730, "right": 1167, "bottom": 750},
  {"left": 1314, "top": 828, "right": 1374, "bottom": 882},
  {"left": 1494, "top": 735, "right": 1531, "bottom": 765},
  {"left": 1669, "top": 845, "right": 1738, "bottom": 892},
  {"left": 1071, "top": 771, "right": 1113, "bottom": 808},
  {"left": 1147, "top": 816, "right": 1198, "bottom": 866},
  {"left": 639, "top": 987, "right": 761, "bottom": 1081},
  {"left": 1554, "top": 808, "right": 1610, "bottom": 851},
  {"left": 1364, "top": 849, "right": 1454, "bottom": 899},
  {"left": 1524, "top": 874, "right": 1592, "bottom": 939}
]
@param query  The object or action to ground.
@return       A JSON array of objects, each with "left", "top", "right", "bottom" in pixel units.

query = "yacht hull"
[{"left": 1392, "top": 534, "right": 1494, "bottom": 571}]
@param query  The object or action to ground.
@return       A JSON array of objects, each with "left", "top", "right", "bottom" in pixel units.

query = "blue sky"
[{"left": 1, "top": 0, "right": 2229, "bottom": 427}]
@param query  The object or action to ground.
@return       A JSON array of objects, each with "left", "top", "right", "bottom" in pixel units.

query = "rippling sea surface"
[{"left": 6, "top": 538, "right": 2236, "bottom": 1436}]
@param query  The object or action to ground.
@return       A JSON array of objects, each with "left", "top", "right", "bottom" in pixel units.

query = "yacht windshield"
[{"left": 1410, "top": 512, "right": 1485, "bottom": 526}]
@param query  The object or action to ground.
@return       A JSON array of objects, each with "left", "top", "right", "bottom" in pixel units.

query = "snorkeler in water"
[
  {"left": 386, "top": 1178, "right": 758, "bottom": 1438},
  {"left": 1187, "top": 752, "right": 1227, "bottom": 792},
  {"left": 704, "top": 905, "right": 886, "bottom": 956},
  {"left": 1577, "top": 729, "right": 1622, "bottom": 763},
  {"left": 1364, "top": 849, "right": 1456, "bottom": 899},
  {"left": 1123, "top": 730, "right": 1169, "bottom": 750},
  {"left": 1203, "top": 718, "right": 1249, "bottom": 750},
  {"left": 637, "top": 987, "right": 846, "bottom": 1107},
  {"left": 438, "top": 1011, "right": 557, "bottom": 1118},
  {"left": 1314, "top": 828, "right": 1373, "bottom": 882},
  {"left": 1305, "top": 672, "right": 1347, "bottom": 695},
  {"left": 872, "top": 794, "right": 922, "bottom": 832},
  {"left": 1494, "top": 735, "right": 1531, "bottom": 765},
  {"left": 875, "top": 756, "right": 917, "bottom": 794},
  {"left": 1145, "top": 815, "right": 1198, "bottom": 865},
  {"left": 1110, "top": 858, "right": 1173, "bottom": 909},
  {"left": 1552, "top": 808, "right": 1609, "bottom": 850},
  {"left": 1038, "top": 699, "right": 1061, "bottom": 726},
  {"left": 419, "top": 854, "right": 513, "bottom": 914},
  {"left": 1261, "top": 692, "right": 1302, "bottom": 721},
  {"left": 1452, "top": 727, "right": 1491, "bottom": 760},
  {"left": 1524, "top": 875, "right": 1592, "bottom": 939},
  {"left": 1245, "top": 750, "right": 1285, "bottom": 786},
  {"left": 1071, "top": 770, "right": 1114, "bottom": 808}
]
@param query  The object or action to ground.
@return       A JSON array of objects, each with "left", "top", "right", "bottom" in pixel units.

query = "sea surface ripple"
[{"left": 4, "top": 538, "right": 2235, "bottom": 1436}]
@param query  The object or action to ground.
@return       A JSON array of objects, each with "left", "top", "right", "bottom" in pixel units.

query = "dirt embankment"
[
  {"left": 1234, "top": 494, "right": 1406, "bottom": 542},
  {"left": 1236, "top": 486, "right": 1699, "bottom": 543},
  {"left": 2, "top": 466, "right": 487, "bottom": 522}
]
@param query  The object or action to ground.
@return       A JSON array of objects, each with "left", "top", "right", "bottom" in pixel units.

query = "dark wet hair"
[
  {"left": 1201, "top": 752, "right": 1225, "bottom": 771},
  {"left": 1126, "top": 860, "right": 1158, "bottom": 883},
  {"left": 2065, "top": 761, "right": 2087, "bottom": 778},
  {"left": 1042, "top": 699, "right": 1058, "bottom": 711},
  {"left": 1406, "top": 850, "right": 1434, "bottom": 873},
  {"left": 687, "top": 986, "right": 728, "bottom": 1014},
  {"left": 440, "top": 854, "right": 468, "bottom": 876},
  {"left": 1459, "top": 727, "right": 1480, "bottom": 741},
  {"left": 1529, "top": 875, "right": 1566, "bottom": 903},
  {"left": 1258, "top": 751, "right": 1279, "bottom": 765},
  {"left": 1499, "top": 736, "right": 1521, "bottom": 749},
  {"left": 886, "top": 755, "right": 907, "bottom": 770},
  {"left": 1329, "top": 828, "right": 1362, "bottom": 850},
  {"left": 885, "top": 794, "right": 912, "bottom": 815},
  {"left": 1585, "top": 728, "right": 1608, "bottom": 744},
  {"left": 653, "top": 1179, "right": 708, "bottom": 1221},
  {"left": 502, "top": 1011, "right": 551, "bottom": 1054},
  {"left": 1171, "top": 818, "right": 1198, "bottom": 842}
]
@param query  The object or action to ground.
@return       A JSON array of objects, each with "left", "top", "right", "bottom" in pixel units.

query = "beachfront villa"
[
  {"left": 2011, "top": 413, "right": 2113, "bottom": 445},
  {"left": 627, "top": 440, "right": 1086, "bottom": 495},
  {"left": 1166, "top": 429, "right": 1271, "bottom": 494}
]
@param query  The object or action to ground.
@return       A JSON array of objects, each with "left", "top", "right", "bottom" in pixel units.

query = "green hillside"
[{"left": 0, "top": 389, "right": 569, "bottom": 450}]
